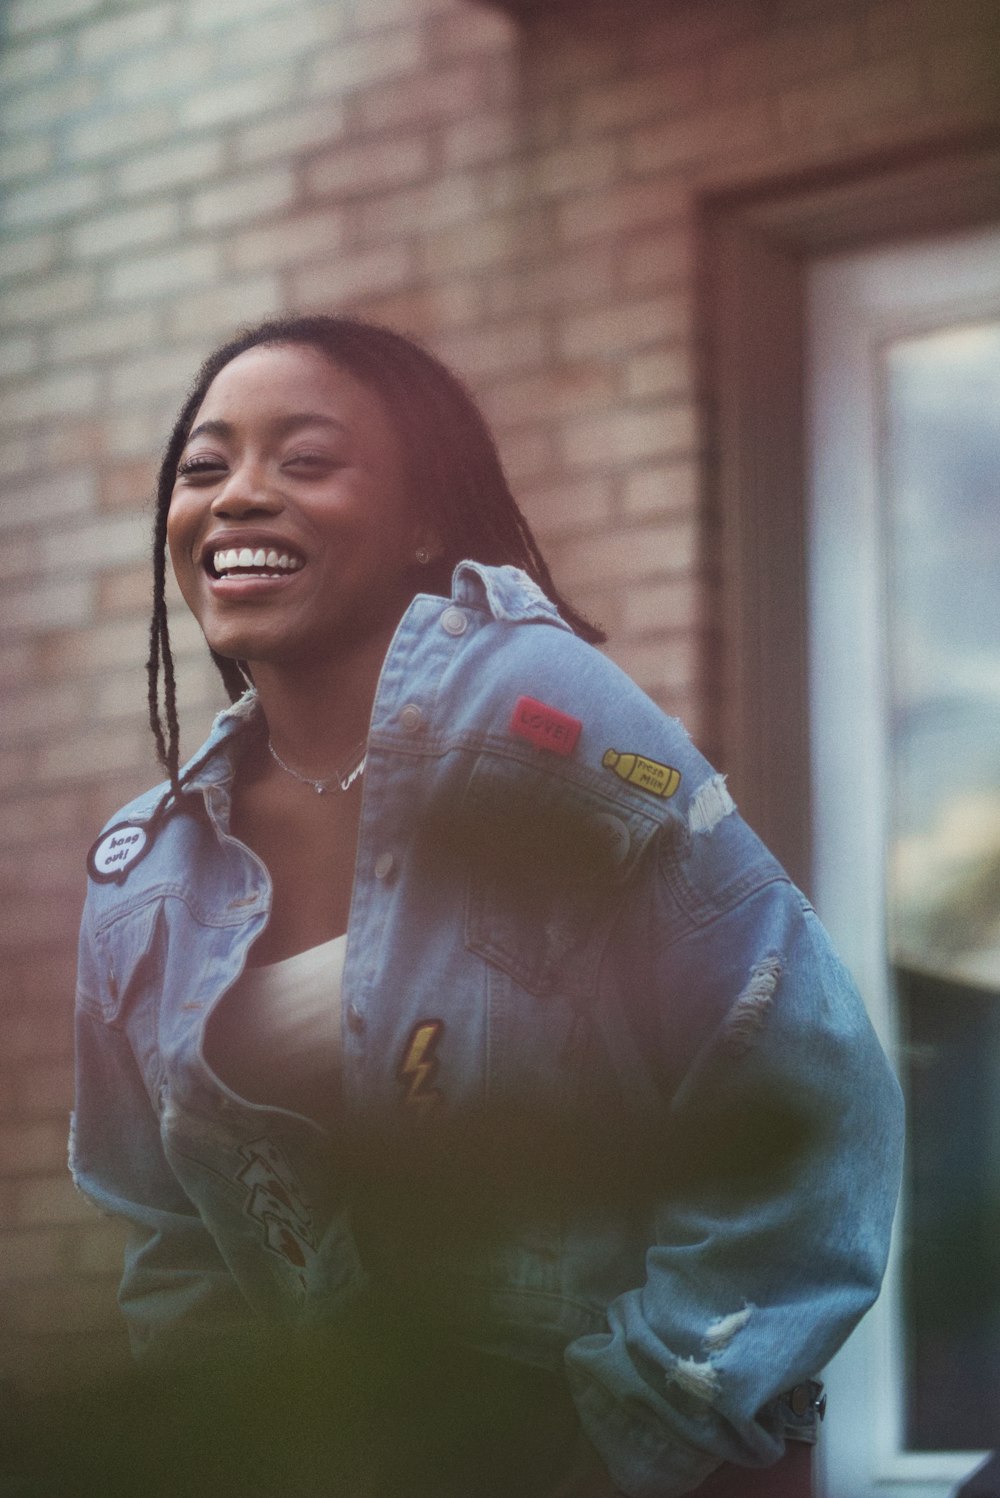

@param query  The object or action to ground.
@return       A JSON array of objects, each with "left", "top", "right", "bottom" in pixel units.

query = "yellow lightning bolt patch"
[{"left": 397, "top": 1020, "right": 445, "bottom": 1116}]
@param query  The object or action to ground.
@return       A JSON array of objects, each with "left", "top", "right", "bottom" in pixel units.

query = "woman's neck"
[{"left": 246, "top": 625, "right": 394, "bottom": 776}]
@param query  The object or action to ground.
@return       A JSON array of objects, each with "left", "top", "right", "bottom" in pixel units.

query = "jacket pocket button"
[{"left": 399, "top": 703, "right": 422, "bottom": 732}]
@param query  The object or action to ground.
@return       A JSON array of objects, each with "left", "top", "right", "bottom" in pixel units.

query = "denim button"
[
  {"left": 347, "top": 1005, "right": 366, "bottom": 1035},
  {"left": 399, "top": 703, "right": 422, "bottom": 732},
  {"left": 374, "top": 852, "right": 395, "bottom": 881},
  {"left": 441, "top": 607, "right": 468, "bottom": 637}
]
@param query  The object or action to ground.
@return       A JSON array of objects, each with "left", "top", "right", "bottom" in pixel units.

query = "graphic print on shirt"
[
  {"left": 237, "top": 1138, "right": 317, "bottom": 1293},
  {"left": 397, "top": 1020, "right": 445, "bottom": 1116}
]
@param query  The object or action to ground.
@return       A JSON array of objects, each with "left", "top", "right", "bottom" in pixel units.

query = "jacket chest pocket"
[{"left": 462, "top": 755, "right": 661, "bottom": 1000}]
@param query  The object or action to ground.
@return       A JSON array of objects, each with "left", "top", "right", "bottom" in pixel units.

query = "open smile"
[{"left": 209, "top": 546, "right": 305, "bottom": 580}]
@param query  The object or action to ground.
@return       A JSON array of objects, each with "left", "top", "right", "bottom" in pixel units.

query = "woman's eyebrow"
[{"left": 185, "top": 413, "right": 349, "bottom": 444}]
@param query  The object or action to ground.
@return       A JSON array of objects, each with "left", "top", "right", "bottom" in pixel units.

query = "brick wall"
[{"left": 1, "top": 0, "right": 997, "bottom": 1394}]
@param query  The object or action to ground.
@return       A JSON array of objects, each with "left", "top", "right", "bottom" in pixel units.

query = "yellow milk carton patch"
[{"left": 602, "top": 749, "right": 681, "bottom": 800}]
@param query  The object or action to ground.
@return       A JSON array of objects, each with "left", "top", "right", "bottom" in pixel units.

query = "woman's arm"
[
  {"left": 71, "top": 918, "right": 250, "bottom": 1364},
  {"left": 565, "top": 825, "right": 904, "bottom": 1498}
]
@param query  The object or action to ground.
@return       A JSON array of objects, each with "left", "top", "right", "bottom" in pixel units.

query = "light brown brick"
[
  {"left": 180, "top": 0, "right": 294, "bottom": 29},
  {"left": 2, "top": 579, "right": 94, "bottom": 637},
  {"left": 779, "top": 57, "right": 924, "bottom": 139},
  {"left": 441, "top": 111, "right": 520, "bottom": 169},
  {"left": 181, "top": 69, "right": 296, "bottom": 131},
  {"left": 629, "top": 97, "right": 777, "bottom": 174},
  {"left": 306, "top": 29, "right": 426, "bottom": 97},
  {"left": 362, "top": 281, "right": 484, "bottom": 338},
  {"left": 0, "top": 369, "right": 101, "bottom": 426},
  {"left": 168, "top": 274, "right": 280, "bottom": 342},
  {"left": 620, "top": 227, "right": 694, "bottom": 291},
  {"left": 3, "top": 170, "right": 103, "bottom": 228},
  {"left": 428, "top": 6, "right": 514, "bottom": 60},
  {"left": 561, "top": 403, "right": 698, "bottom": 470},
  {"left": 350, "top": 60, "right": 488, "bottom": 135},
  {"left": 70, "top": 200, "right": 180, "bottom": 260},
  {"left": 432, "top": 317, "right": 548, "bottom": 382},
  {"left": 351, "top": 0, "right": 454, "bottom": 31},
  {"left": 620, "top": 576, "right": 705, "bottom": 635},
  {"left": 1, "top": 73, "right": 97, "bottom": 132},
  {"left": 235, "top": 100, "right": 346, "bottom": 166},
  {"left": 97, "top": 564, "right": 151, "bottom": 617},
  {"left": 0, "top": 34, "right": 66, "bottom": 89},
  {"left": 0, "top": 268, "right": 97, "bottom": 326},
  {"left": 485, "top": 247, "right": 616, "bottom": 319},
  {"left": 189, "top": 164, "right": 296, "bottom": 231},
  {"left": 36, "top": 724, "right": 150, "bottom": 785},
  {"left": 423, "top": 204, "right": 553, "bottom": 276},
  {"left": 571, "top": 65, "right": 707, "bottom": 136},
  {"left": 107, "top": 243, "right": 220, "bottom": 302},
  {"left": 557, "top": 179, "right": 689, "bottom": 245},
  {"left": 74, "top": 3, "right": 174, "bottom": 63},
  {"left": 0, "top": 336, "right": 40, "bottom": 378},
  {"left": 229, "top": 208, "right": 346, "bottom": 273},
  {"left": 291, "top": 243, "right": 416, "bottom": 310},
  {"left": 624, "top": 458, "right": 700, "bottom": 518},
  {"left": 499, "top": 425, "right": 557, "bottom": 486},
  {"left": 559, "top": 295, "right": 688, "bottom": 361},
  {"left": 0, "top": 229, "right": 59, "bottom": 283},
  {"left": 306, "top": 135, "right": 431, "bottom": 200},
  {"left": 66, "top": 104, "right": 178, "bottom": 162},
  {"left": 556, "top": 517, "right": 699, "bottom": 588},
  {"left": 353, "top": 174, "right": 484, "bottom": 244},
  {"left": 6, "top": 0, "right": 102, "bottom": 35},
  {"left": 107, "top": 37, "right": 215, "bottom": 103},
  {"left": 0, "top": 135, "right": 55, "bottom": 185},
  {"left": 1, "top": 789, "right": 83, "bottom": 848},
  {"left": 48, "top": 307, "right": 161, "bottom": 366},
  {"left": 104, "top": 349, "right": 199, "bottom": 410},
  {"left": 519, "top": 475, "right": 612, "bottom": 538},
  {"left": 483, "top": 365, "right": 617, "bottom": 428},
  {"left": 39, "top": 510, "right": 148, "bottom": 573},
  {"left": 607, "top": 633, "right": 701, "bottom": 703},
  {"left": 3, "top": 682, "right": 83, "bottom": 741},
  {"left": 117, "top": 137, "right": 225, "bottom": 197},
  {"left": 623, "top": 347, "right": 695, "bottom": 403}
]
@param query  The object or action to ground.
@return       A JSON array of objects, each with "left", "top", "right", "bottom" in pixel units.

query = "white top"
[{"left": 205, "top": 933, "right": 347, "bottom": 1127}]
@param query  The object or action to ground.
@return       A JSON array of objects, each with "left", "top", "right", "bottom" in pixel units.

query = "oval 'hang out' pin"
[{"left": 87, "top": 822, "right": 151, "bottom": 885}]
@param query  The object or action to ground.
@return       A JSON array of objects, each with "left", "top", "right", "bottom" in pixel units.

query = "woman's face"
[{"left": 167, "top": 343, "right": 430, "bottom": 671}]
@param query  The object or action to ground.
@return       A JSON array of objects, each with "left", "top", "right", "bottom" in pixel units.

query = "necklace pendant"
[{"left": 315, "top": 783, "right": 326, "bottom": 794}]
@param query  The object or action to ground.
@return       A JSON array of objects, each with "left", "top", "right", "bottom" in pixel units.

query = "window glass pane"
[{"left": 883, "top": 320, "right": 1000, "bottom": 1450}]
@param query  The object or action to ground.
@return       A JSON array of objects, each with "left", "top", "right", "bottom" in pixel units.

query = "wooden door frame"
[{"left": 700, "top": 130, "right": 1000, "bottom": 893}]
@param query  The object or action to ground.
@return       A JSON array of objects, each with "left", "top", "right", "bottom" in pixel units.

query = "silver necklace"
[{"left": 266, "top": 736, "right": 367, "bottom": 794}]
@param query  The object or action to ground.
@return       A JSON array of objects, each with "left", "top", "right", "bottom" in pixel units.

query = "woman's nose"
[{"left": 210, "top": 466, "right": 281, "bottom": 517}]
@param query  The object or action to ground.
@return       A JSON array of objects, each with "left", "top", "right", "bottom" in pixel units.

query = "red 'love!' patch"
[{"left": 509, "top": 696, "right": 582, "bottom": 757}]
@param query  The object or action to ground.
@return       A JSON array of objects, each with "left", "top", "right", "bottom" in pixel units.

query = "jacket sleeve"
[
  {"left": 70, "top": 909, "right": 251, "bottom": 1365},
  {"left": 564, "top": 803, "right": 905, "bottom": 1498}
]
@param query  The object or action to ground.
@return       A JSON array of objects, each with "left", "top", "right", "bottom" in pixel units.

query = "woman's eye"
[
  {"left": 284, "top": 451, "right": 339, "bottom": 472},
  {"left": 177, "top": 455, "right": 226, "bottom": 478}
]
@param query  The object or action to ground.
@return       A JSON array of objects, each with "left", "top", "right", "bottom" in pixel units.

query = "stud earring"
[{"left": 415, "top": 546, "right": 431, "bottom": 565}]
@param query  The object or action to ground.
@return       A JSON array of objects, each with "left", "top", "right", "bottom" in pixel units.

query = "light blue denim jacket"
[{"left": 71, "top": 562, "right": 903, "bottom": 1498}]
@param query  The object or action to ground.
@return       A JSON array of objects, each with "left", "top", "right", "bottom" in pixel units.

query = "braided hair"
[{"left": 148, "top": 314, "right": 606, "bottom": 793}]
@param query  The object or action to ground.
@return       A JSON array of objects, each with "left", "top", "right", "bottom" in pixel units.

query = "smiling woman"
[{"left": 67, "top": 315, "right": 904, "bottom": 1498}]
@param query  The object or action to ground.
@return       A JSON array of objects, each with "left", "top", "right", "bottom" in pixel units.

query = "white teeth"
[{"left": 211, "top": 547, "right": 304, "bottom": 576}]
